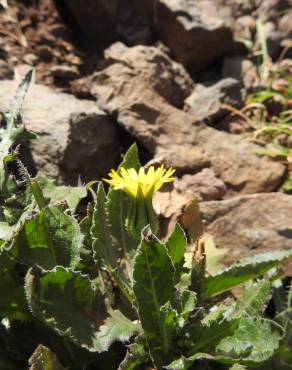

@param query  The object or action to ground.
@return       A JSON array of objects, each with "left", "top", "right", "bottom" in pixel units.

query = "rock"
[
  {"left": 154, "top": 0, "right": 234, "bottom": 71},
  {"left": 279, "top": 11, "right": 292, "bottom": 39},
  {"left": 256, "top": 0, "right": 292, "bottom": 59},
  {"left": 90, "top": 53, "right": 285, "bottom": 194},
  {"left": 257, "top": 0, "right": 291, "bottom": 23},
  {"left": 221, "top": 56, "right": 258, "bottom": 90},
  {"left": 23, "top": 53, "right": 38, "bottom": 66},
  {"left": 56, "top": 0, "right": 153, "bottom": 46},
  {"left": 0, "top": 60, "right": 13, "bottom": 80},
  {"left": 174, "top": 168, "right": 227, "bottom": 201},
  {"left": 154, "top": 190, "right": 203, "bottom": 239},
  {"left": 233, "top": 15, "right": 256, "bottom": 39},
  {"left": 184, "top": 78, "right": 245, "bottom": 124},
  {"left": 50, "top": 65, "right": 80, "bottom": 80},
  {"left": 103, "top": 42, "right": 194, "bottom": 107},
  {"left": 0, "top": 81, "right": 119, "bottom": 184},
  {"left": 200, "top": 193, "right": 292, "bottom": 266}
]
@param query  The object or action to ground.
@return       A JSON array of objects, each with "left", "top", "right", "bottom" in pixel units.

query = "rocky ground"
[{"left": 0, "top": 0, "right": 291, "bottom": 268}]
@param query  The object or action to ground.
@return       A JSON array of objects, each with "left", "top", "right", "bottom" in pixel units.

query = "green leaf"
[
  {"left": 206, "top": 249, "right": 292, "bottom": 297},
  {"left": 29, "top": 344, "right": 65, "bottom": 370},
  {"left": 216, "top": 318, "right": 283, "bottom": 365},
  {"left": 0, "top": 69, "right": 33, "bottom": 163},
  {"left": 0, "top": 250, "right": 30, "bottom": 320},
  {"left": 166, "top": 223, "right": 186, "bottom": 284},
  {"left": 119, "top": 336, "right": 149, "bottom": 370},
  {"left": 93, "top": 310, "right": 141, "bottom": 352},
  {"left": 25, "top": 265, "right": 107, "bottom": 352},
  {"left": 106, "top": 143, "right": 140, "bottom": 268},
  {"left": 35, "top": 172, "right": 87, "bottom": 211},
  {"left": 185, "top": 315, "right": 237, "bottom": 356},
  {"left": 175, "top": 289, "right": 197, "bottom": 327},
  {"left": 91, "top": 144, "right": 140, "bottom": 278},
  {"left": 91, "top": 182, "right": 117, "bottom": 268},
  {"left": 11, "top": 205, "right": 82, "bottom": 269},
  {"left": 204, "top": 233, "right": 227, "bottom": 275},
  {"left": 234, "top": 280, "right": 271, "bottom": 318},
  {"left": 229, "top": 364, "right": 248, "bottom": 370},
  {"left": 159, "top": 302, "right": 178, "bottom": 355},
  {"left": 133, "top": 227, "right": 175, "bottom": 367}
]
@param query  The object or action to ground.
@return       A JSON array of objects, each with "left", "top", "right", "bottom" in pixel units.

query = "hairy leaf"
[
  {"left": 93, "top": 310, "right": 141, "bottom": 352},
  {"left": 234, "top": 280, "right": 271, "bottom": 318},
  {"left": 133, "top": 227, "right": 175, "bottom": 366},
  {"left": 106, "top": 143, "right": 140, "bottom": 269},
  {"left": 29, "top": 344, "right": 65, "bottom": 370},
  {"left": 0, "top": 69, "right": 33, "bottom": 163},
  {"left": 11, "top": 205, "right": 82, "bottom": 269},
  {"left": 206, "top": 250, "right": 292, "bottom": 297},
  {"left": 91, "top": 182, "right": 117, "bottom": 268},
  {"left": 216, "top": 318, "right": 283, "bottom": 365},
  {"left": 35, "top": 172, "right": 87, "bottom": 211},
  {"left": 0, "top": 250, "right": 30, "bottom": 320},
  {"left": 166, "top": 223, "right": 186, "bottom": 284},
  {"left": 25, "top": 265, "right": 107, "bottom": 352},
  {"left": 119, "top": 336, "right": 149, "bottom": 370}
]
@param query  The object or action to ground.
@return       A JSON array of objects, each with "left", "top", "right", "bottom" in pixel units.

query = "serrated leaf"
[
  {"left": 216, "top": 318, "right": 283, "bottom": 365},
  {"left": 234, "top": 280, "right": 271, "bottom": 318},
  {"left": 159, "top": 302, "right": 178, "bottom": 356},
  {"left": 206, "top": 249, "right": 292, "bottom": 297},
  {"left": 119, "top": 336, "right": 149, "bottom": 370},
  {"left": 29, "top": 344, "right": 66, "bottom": 370},
  {"left": 35, "top": 172, "right": 87, "bottom": 211},
  {"left": 229, "top": 364, "right": 247, "bottom": 370},
  {"left": 93, "top": 310, "right": 141, "bottom": 352},
  {"left": 11, "top": 205, "right": 82, "bottom": 269},
  {"left": 133, "top": 227, "right": 175, "bottom": 367},
  {"left": 185, "top": 316, "right": 238, "bottom": 356},
  {"left": 175, "top": 289, "right": 197, "bottom": 327},
  {"left": 91, "top": 182, "right": 117, "bottom": 268},
  {"left": 106, "top": 143, "right": 140, "bottom": 268},
  {"left": 0, "top": 69, "right": 33, "bottom": 163},
  {"left": 166, "top": 223, "right": 186, "bottom": 284},
  {"left": 25, "top": 265, "right": 107, "bottom": 352}
]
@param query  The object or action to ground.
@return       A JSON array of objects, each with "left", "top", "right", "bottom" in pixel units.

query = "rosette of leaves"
[{"left": 0, "top": 73, "right": 292, "bottom": 370}]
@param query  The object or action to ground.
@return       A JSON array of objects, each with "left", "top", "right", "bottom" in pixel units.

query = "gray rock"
[
  {"left": 221, "top": 56, "right": 258, "bottom": 90},
  {"left": 50, "top": 65, "right": 80, "bottom": 80},
  {"left": 90, "top": 54, "right": 285, "bottom": 194},
  {"left": 102, "top": 42, "right": 194, "bottom": 108},
  {"left": 174, "top": 168, "right": 227, "bottom": 201},
  {"left": 0, "top": 60, "right": 13, "bottom": 80},
  {"left": 0, "top": 81, "right": 119, "bottom": 184},
  {"left": 184, "top": 78, "right": 245, "bottom": 124},
  {"left": 200, "top": 193, "right": 292, "bottom": 265},
  {"left": 57, "top": 0, "right": 152, "bottom": 46},
  {"left": 154, "top": 0, "right": 234, "bottom": 70}
]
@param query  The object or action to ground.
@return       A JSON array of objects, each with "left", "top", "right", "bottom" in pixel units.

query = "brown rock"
[
  {"left": 0, "top": 60, "right": 13, "bottom": 80},
  {"left": 221, "top": 56, "right": 258, "bottom": 90},
  {"left": 184, "top": 78, "right": 244, "bottom": 124},
  {"left": 174, "top": 168, "right": 227, "bottom": 201},
  {"left": 154, "top": 0, "right": 234, "bottom": 70},
  {"left": 50, "top": 65, "right": 80, "bottom": 80},
  {"left": 91, "top": 51, "right": 285, "bottom": 194},
  {"left": 0, "top": 81, "right": 119, "bottom": 184},
  {"left": 200, "top": 193, "right": 292, "bottom": 266},
  {"left": 57, "top": 0, "right": 153, "bottom": 46},
  {"left": 103, "top": 42, "right": 194, "bottom": 107}
]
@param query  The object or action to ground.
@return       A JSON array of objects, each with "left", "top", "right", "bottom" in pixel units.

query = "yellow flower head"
[{"left": 103, "top": 166, "right": 175, "bottom": 198}]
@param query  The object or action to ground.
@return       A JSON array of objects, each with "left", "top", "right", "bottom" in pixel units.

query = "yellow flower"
[{"left": 103, "top": 166, "right": 175, "bottom": 198}]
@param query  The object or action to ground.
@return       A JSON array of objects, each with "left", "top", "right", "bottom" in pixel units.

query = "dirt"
[{"left": 0, "top": 0, "right": 101, "bottom": 92}]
